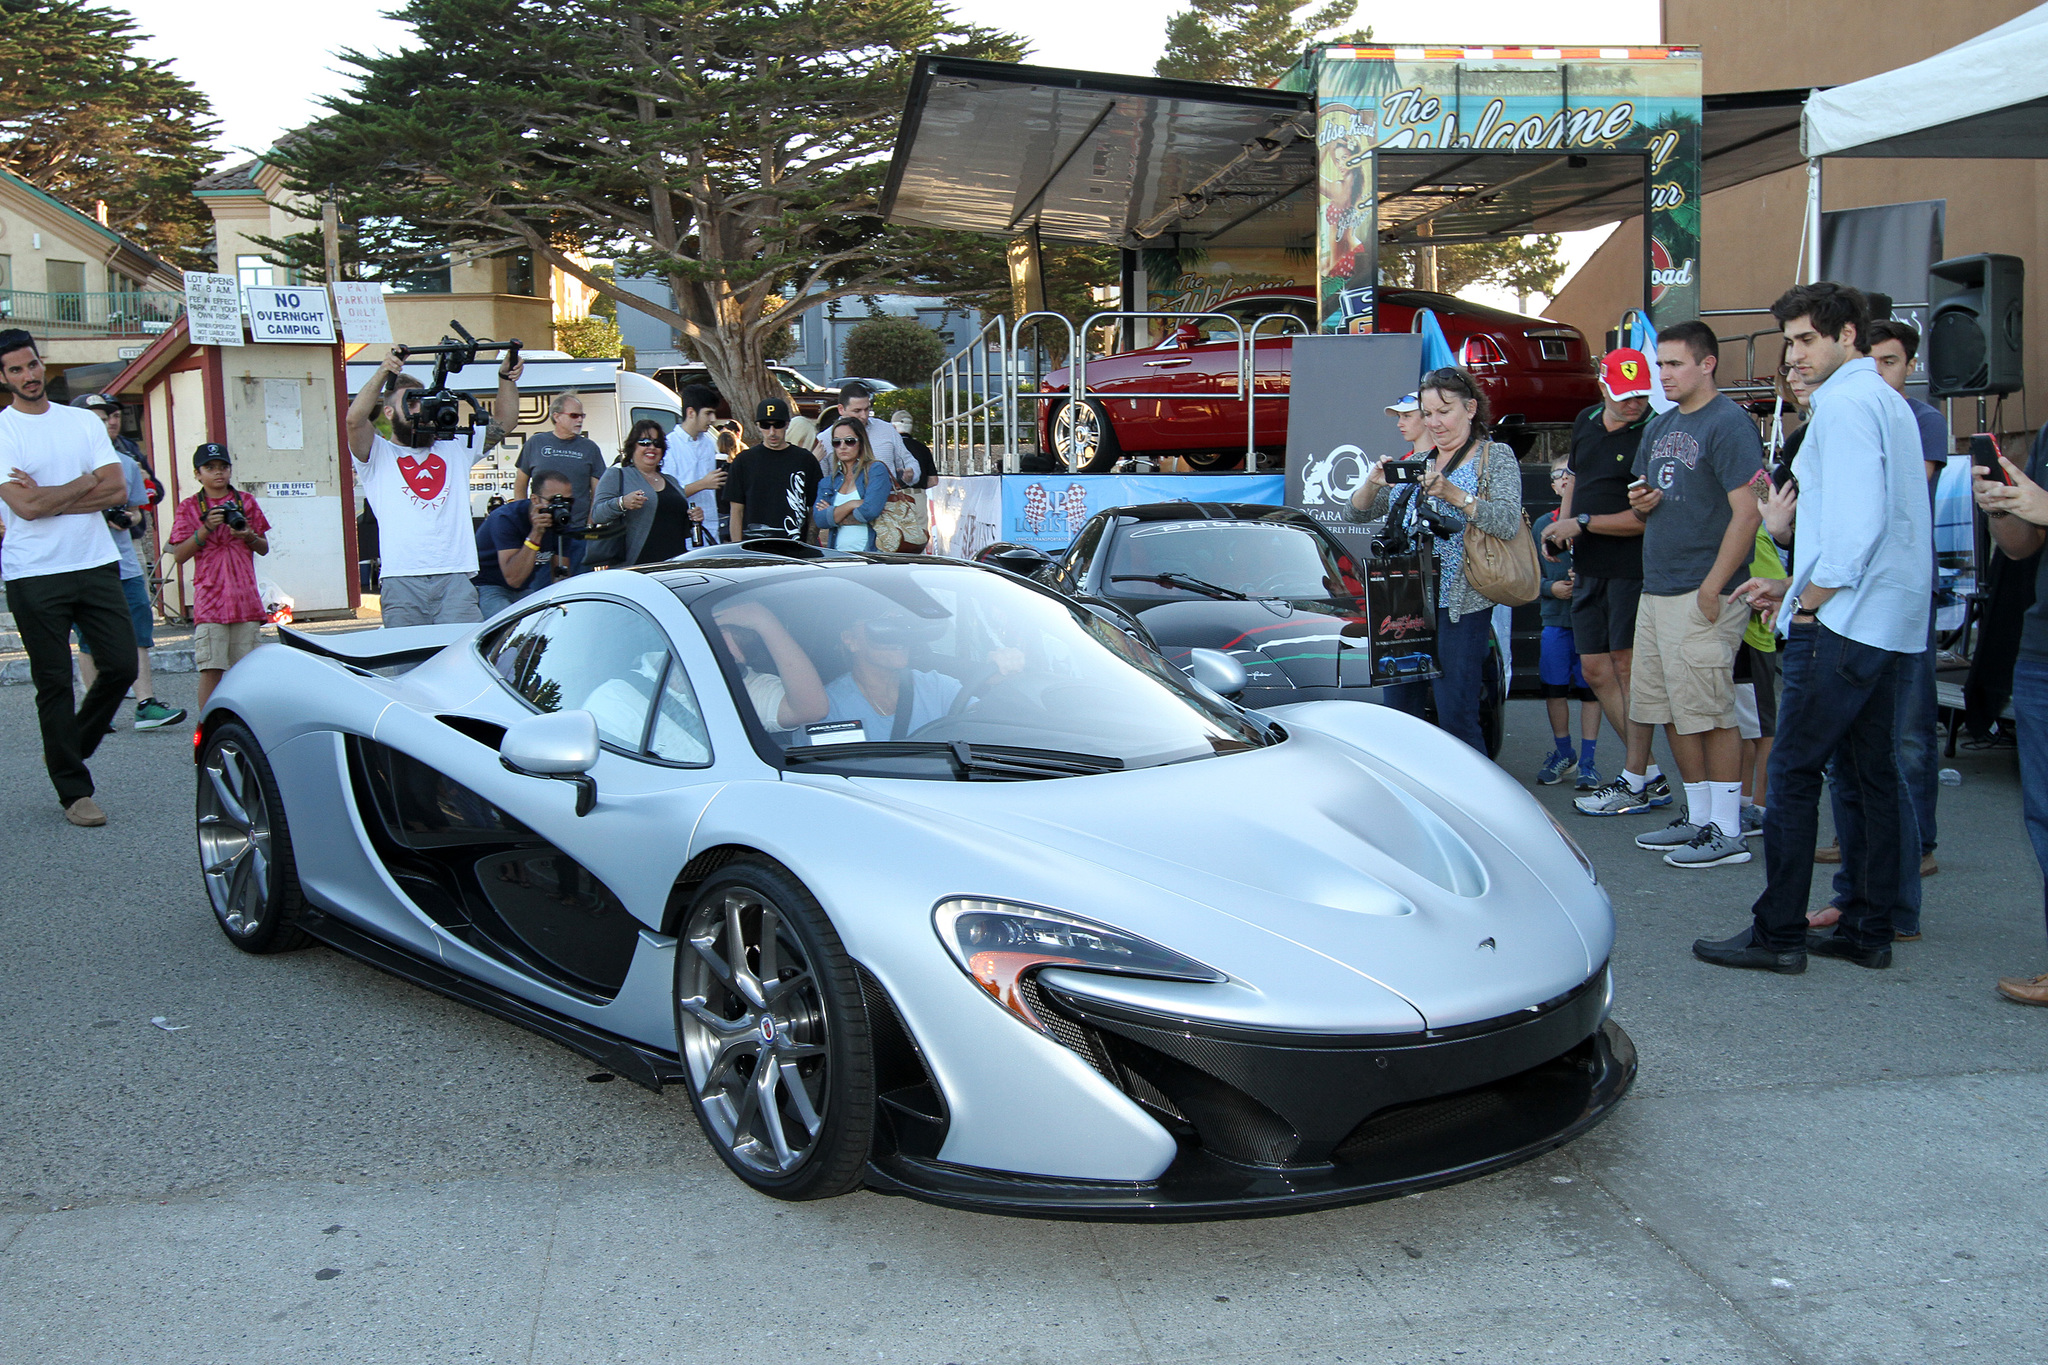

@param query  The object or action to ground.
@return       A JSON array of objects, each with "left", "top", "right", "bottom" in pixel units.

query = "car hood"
[
  {"left": 1132, "top": 598, "right": 1381, "bottom": 693},
  {"left": 850, "top": 725, "right": 1601, "bottom": 1030}
]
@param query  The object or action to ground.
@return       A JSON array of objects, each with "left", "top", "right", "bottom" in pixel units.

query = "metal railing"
[
  {"left": 931, "top": 309, "right": 1306, "bottom": 475},
  {"left": 0, "top": 289, "right": 184, "bottom": 337}
]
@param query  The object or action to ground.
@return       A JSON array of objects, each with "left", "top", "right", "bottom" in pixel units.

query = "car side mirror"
[
  {"left": 1184, "top": 648, "right": 1248, "bottom": 701},
  {"left": 985, "top": 544, "right": 1052, "bottom": 578},
  {"left": 500, "top": 710, "right": 599, "bottom": 815}
]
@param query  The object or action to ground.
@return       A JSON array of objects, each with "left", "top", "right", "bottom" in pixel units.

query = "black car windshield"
[
  {"left": 1105, "top": 520, "right": 1365, "bottom": 604},
  {"left": 684, "top": 564, "right": 1269, "bottom": 777}
]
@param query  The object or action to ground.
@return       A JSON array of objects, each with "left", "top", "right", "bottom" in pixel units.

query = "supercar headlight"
[
  {"left": 933, "top": 898, "right": 1224, "bottom": 1032},
  {"left": 1543, "top": 807, "right": 1599, "bottom": 883}
]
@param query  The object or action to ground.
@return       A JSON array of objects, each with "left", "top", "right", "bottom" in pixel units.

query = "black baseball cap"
[
  {"left": 72, "top": 392, "right": 119, "bottom": 412},
  {"left": 192, "top": 442, "right": 232, "bottom": 469},
  {"left": 756, "top": 397, "right": 791, "bottom": 425}
]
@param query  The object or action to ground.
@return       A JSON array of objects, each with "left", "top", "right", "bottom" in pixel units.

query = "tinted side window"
[
  {"left": 499, "top": 600, "right": 710, "bottom": 763},
  {"left": 1059, "top": 516, "right": 1107, "bottom": 590}
]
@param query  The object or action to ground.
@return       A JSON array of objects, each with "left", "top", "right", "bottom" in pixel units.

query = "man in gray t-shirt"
[
  {"left": 1618, "top": 322, "right": 1765, "bottom": 867},
  {"left": 515, "top": 392, "right": 606, "bottom": 571}
]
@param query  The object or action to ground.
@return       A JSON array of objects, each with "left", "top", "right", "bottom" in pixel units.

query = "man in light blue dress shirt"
[{"left": 1695, "top": 283, "right": 1932, "bottom": 974}]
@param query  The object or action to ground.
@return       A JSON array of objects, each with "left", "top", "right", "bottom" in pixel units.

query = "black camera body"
[
  {"left": 407, "top": 389, "right": 468, "bottom": 448},
  {"left": 218, "top": 498, "right": 248, "bottom": 532},
  {"left": 392, "top": 322, "right": 522, "bottom": 451},
  {"left": 542, "top": 493, "right": 575, "bottom": 528}
]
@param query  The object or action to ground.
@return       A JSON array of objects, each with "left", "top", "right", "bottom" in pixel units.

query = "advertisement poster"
[
  {"left": 1142, "top": 246, "right": 1312, "bottom": 342},
  {"left": 927, "top": 474, "right": 1285, "bottom": 557},
  {"left": 1306, "top": 48, "right": 1703, "bottom": 331},
  {"left": 1284, "top": 332, "right": 1425, "bottom": 557}
]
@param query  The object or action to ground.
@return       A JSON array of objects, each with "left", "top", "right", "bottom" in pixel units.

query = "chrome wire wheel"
[
  {"left": 678, "top": 886, "right": 831, "bottom": 1177},
  {"left": 199, "top": 738, "right": 273, "bottom": 938},
  {"left": 1051, "top": 399, "right": 1103, "bottom": 469}
]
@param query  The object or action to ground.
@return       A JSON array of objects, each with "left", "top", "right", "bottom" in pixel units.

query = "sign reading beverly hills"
[
  {"left": 245, "top": 286, "right": 336, "bottom": 344},
  {"left": 182, "top": 271, "right": 244, "bottom": 347}
]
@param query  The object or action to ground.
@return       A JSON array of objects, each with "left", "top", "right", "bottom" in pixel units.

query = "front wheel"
[
  {"left": 197, "top": 721, "right": 313, "bottom": 953},
  {"left": 674, "top": 861, "right": 874, "bottom": 1200},
  {"left": 1051, "top": 399, "right": 1121, "bottom": 473}
]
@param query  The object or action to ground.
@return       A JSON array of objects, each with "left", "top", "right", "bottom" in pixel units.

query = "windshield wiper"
[
  {"left": 1110, "top": 572, "right": 1250, "bottom": 601},
  {"left": 783, "top": 740, "right": 1126, "bottom": 780}
]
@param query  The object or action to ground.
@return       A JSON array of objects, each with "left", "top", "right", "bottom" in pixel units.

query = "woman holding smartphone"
[{"left": 1345, "top": 366, "right": 1524, "bottom": 753}]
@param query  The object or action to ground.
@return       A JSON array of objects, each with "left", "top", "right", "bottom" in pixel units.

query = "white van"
[{"left": 343, "top": 351, "right": 684, "bottom": 517}]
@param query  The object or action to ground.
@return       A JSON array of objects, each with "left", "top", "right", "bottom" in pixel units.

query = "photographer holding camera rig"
[
  {"left": 345, "top": 337, "right": 522, "bottom": 627},
  {"left": 167, "top": 442, "right": 270, "bottom": 712},
  {"left": 472, "top": 468, "right": 574, "bottom": 614}
]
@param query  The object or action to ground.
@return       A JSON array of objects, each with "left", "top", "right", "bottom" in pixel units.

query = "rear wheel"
[
  {"left": 1051, "top": 399, "right": 1121, "bottom": 473},
  {"left": 1182, "top": 449, "right": 1246, "bottom": 471},
  {"left": 197, "top": 721, "right": 313, "bottom": 953},
  {"left": 674, "top": 861, "right": 874, "bottom": 1200}
]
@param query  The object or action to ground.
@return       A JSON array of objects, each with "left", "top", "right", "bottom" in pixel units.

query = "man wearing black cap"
[
  {"left": 0, "top": 329, "right": 138, "bottom": 826},
  {"left": 727, "top": 397, "right": 820, "bottom": 541}
]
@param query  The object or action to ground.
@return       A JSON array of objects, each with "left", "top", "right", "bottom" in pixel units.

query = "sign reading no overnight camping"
[{"left": 244, "top": 286, "right": 336, "bottom": 344}]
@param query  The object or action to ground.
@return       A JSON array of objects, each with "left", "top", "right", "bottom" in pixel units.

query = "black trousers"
[{"left": 6, "top": 563, "right": 138, "bottom": 806}]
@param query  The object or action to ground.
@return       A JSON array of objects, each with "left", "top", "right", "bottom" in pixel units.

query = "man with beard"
[
  {"left": 345, "top": 346, "right": 522, "bottom": 627},
  {"left": 0, "top": 329, "right": 138, "bottom": 825}
]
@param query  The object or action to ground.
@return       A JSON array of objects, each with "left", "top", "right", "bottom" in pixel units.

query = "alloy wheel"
[
  {"left": 1052, "top": 401, "right": 1099, "bottom": 464},
  {"left": 199, "top": 739, "right": 273, "bottom": 936},
  {"left": 677, "top": 888, "right": 830, "bottom": 1176}
]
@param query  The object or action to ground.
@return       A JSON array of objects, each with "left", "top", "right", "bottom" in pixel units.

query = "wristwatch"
[{"left": 1576, "top": 512, "right": 1593, "bottom": 531}]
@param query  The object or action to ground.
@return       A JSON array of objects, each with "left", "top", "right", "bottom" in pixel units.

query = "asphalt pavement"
[{"left": 1, "top": 673, "right": 2044, "bottom": 1365}]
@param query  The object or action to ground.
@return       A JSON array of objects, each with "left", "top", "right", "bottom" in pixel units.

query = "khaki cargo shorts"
[
  {"left": 194, "top": 620, "right": 262, "bottom": 672},
  {"left": 1628, "top": 590, "right": 1750, "bottom": 734}
]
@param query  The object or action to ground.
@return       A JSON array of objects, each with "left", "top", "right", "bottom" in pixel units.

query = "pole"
[
  {"left": 1804, "top": 158, "right": 1823, "bottom": 284},
  {"left": 321, "top": 190, "right": 343, "bottom": 286}
]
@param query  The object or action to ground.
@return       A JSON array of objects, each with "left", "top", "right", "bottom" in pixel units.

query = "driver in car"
[
  {"left": 712, "top": 598, "right": 828, "bottom": 740},
  {"left": 819, "top": 611, "right": 1023, "bottom": 742}
]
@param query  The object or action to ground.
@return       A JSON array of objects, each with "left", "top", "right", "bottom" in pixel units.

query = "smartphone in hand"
[
  {"left": 1385, "top": 459, "right": 1428, "bottom": 484},
  {"left": 1972, "top": 433, "right": 2012, "bottom": 485}
]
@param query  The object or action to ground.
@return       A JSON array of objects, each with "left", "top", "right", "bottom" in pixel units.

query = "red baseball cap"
[{"left": 1600, "top": 348, "right": 1654, "bottom": 400}]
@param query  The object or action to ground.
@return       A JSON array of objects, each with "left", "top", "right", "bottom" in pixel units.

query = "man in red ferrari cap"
[{"left": 1544, "top": 347, "right": 1670, "bottom": 815}]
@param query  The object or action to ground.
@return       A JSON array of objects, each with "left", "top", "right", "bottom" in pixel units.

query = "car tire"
[
  {"left": 196, "top": 720, "right": 314, "bottom": 954},
  {"left": 1480, "top": 639, "right": 1507, "bottom": 760},
  {"left": 1181, "top": 449, "right": 1246, "bottom": 471},
  {"left": 1051, "top": 399, "right": 1121, "bottom": 473},
  {"left": 673, "top": 860, "right": 874, "bottom": 1201}
]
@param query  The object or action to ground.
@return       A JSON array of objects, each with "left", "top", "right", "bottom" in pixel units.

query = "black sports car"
[{"left": 979, "top": 503, "right": 1510, "bottom": 757}]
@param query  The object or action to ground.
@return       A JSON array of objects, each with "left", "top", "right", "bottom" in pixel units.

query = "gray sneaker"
[
  {"left": 1575, "top": 777, "right": 1657, "bottom": 816},
  {"left": 1663, "top": 823, "right": 1753, "bottom": 868},
  {"left": 1739, "top": 805, "right": 1764, "bottom": 840},
  {"left": 1635, "top": 817, "right": 1702, "bottom": 850}
]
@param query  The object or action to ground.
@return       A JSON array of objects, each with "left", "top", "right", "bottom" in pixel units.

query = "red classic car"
[{"left": 1038, "top": 288, "right": 1600, "bottom": 471}]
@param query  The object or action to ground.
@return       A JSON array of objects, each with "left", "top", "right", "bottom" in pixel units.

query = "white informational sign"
[
  {"left": 183, "top": 271, "right": 244, "bottom": 347},
  {"left": 244, "top": 286, "right": 336, "bottom": 344},
  {"left": 264, "top": 481, "right": 317, "bottom": 499},
  {"left": 330, "top": 282, "right": 393, "bottom": 344}
]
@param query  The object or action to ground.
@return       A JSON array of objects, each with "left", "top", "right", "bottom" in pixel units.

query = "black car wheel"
[
  {"left": 1480, "top": 637, "right": 1507, "bottom": 760},
  {"left": 197, "top": 721, "right": 313, "bottom": 953},
  {"left": 674, "top": 860, "right": 874, "bottom": 1200},
  {"left": 1051, "top": 399, "right": 1121, "bottom": 473},
  {"left": 1181, "top": 449, "right": 1246, "bottom": 471}
]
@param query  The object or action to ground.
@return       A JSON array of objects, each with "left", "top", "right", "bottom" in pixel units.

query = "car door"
[{"left": 363, "top": 597, "right": 724, "bottom": 1026}]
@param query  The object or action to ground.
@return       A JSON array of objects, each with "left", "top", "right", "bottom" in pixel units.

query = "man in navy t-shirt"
[{"left": 472, "top": 469, "right": 573, "bottom": 616}]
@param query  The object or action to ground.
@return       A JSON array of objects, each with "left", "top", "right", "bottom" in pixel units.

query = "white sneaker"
[
  {"left": 1635, "top": 817, "right": 1701, "bottom": 850},
  {"left": 1663, "top": 823, "right": 1752, "bottom": 868}
]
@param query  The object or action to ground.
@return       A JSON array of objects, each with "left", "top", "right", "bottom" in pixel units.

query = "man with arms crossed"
[
  {"left": 1623, "top": 321, "right": 1765, "bottom": 869},
  {"left": 0, "top": 329, "right": 137, "bottom": 826},
  {"left": 1697, "top": 283, "right": 1931, "bottom": 973},
  {"left": 1548, "top": 349, "right": 1672, "bottom": 811},
  {"left": 346, "top": 347, "right": 522, "bottom": 627}
]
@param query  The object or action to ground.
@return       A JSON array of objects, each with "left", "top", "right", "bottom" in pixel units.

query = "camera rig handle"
[{"left": 388, "top": 322, "right": 526, "bottom": 448}]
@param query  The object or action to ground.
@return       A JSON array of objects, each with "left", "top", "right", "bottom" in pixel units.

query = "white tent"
[{"left": 1802, "top": 4, "right": 2048, "bottom": 158}]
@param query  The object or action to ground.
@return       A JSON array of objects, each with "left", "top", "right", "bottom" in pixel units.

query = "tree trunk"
[{"left": 677, "top": 275, "right": 797, "bottom": 447}]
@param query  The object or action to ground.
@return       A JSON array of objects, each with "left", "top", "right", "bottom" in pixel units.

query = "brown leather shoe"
[
  {"left": 1921, "top": 854, "right": 1939, "bottom": 876},
  {"left": 63, "top": 797, "right": 106, "bottom": 827},
  {"left": 1997, "top": 973, "right": 2048, "bottom": 1006},
  {"left": 1814, "top": 841, "right": 1842, "bottom": 864}
]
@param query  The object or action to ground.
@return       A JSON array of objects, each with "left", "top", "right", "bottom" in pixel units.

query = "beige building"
[
  {"left": 1553, "top": 0, "right": 2046, "bottom": 445},
  {"left": 0, "top": 166, "right": 183, "bottom": 380},
  {"left": 193, "top": 152, "right": 589, "bottom": 354}
]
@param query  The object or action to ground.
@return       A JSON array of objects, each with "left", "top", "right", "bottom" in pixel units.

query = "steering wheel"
[{"left": 946, "top": 662, "right": 1003, "bottom": 718}]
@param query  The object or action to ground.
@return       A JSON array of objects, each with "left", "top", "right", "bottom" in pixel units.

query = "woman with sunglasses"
[
  {"left": 590, "top": 418, "right": 702, "bottom": 566},
  {"left": 813, "top": 418, "right": 893, "bottom": 551}
]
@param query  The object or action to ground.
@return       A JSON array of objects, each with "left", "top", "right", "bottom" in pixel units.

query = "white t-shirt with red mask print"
[{"left": 354, "top": 430, "right": 490, "bottom": 577}]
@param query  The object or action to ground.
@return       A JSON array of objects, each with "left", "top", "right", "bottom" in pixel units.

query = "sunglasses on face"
[
  {"left": 633, "top": 438, "right": 661, "bottom": 447},
  {"left": 831, "top": 438, "right": 861, "bottom": 447},
  {"left": 759, "top": 421, "right": 787, "bottom": 429}
]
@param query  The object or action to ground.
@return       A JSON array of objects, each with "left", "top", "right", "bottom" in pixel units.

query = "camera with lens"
[
  {"left": 102, "top": 506, "right": 134, "bottom": 530},
  {"left": 542, "top": 493, "right": 575, "bottom": 528},
  {"left": 218, "top": 498, "right": 248, "bottom": 532},
  {"left": 391, "top": 322, "right": 522, "bottom": 450}
]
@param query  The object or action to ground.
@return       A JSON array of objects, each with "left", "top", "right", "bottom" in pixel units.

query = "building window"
[
  {"left": 505, "top": 251, "right": 534, "bottom": 297},
  {"left": 386, "top": 253, "right": 452, "bottom": 295},
  {"left": 237, "top": 255, "right": 276, "bottom": 291},
  {"left": 47, "top": 260, "right": 85, "bottom": 322},
  {"left": 0, "top": 254, "right": 11, "bottom": 292}
]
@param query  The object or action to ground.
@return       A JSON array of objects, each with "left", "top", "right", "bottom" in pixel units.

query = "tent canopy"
[{"left": 1803, "top": 3, "right": 2048, "bottom": 158}]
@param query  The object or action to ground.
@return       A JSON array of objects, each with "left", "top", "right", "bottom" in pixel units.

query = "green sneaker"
[{"left": 133, "top": 698, "right": 188, "bottom": 731}]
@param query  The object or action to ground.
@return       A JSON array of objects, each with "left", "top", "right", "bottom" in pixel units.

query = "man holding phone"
[{"left": 1697, "top": 282, "right": 1931, "bottom": 974}]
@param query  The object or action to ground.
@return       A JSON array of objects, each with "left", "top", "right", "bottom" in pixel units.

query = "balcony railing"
[{"left": 0, "top": 290, "right": 185, "bottom": 337}]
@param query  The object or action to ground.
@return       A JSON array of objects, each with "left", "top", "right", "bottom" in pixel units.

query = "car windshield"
[
  {"left": 684, "top": 564, "right": 1269, "bottom": 778},
  {"left": 1105, "top": 520, "right": 1365, "bottom": 604}
]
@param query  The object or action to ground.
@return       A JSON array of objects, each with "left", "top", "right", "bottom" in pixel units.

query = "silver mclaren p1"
[{"left": 194, "top": 545, "right": 1633, "bottom": 1219}]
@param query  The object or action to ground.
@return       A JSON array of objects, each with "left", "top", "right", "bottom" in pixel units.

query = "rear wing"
[{"left": 278, "top": 624, "right": 473, "bottom": 676}]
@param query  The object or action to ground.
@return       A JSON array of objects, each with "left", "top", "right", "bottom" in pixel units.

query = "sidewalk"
[{"left": 0, "top": 603, "right": 381, "bottom": 686}]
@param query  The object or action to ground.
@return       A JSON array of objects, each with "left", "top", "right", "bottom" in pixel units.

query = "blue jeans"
[
  {"left": 1752, "top": 623, "right": 1913, "bottom": 951},
  {"left": 2010, "top": 656, "right": 2048, "bottom": 947},
  {"left": 1430, "top": 607, "right": 1492, "bottom": 752},
  {"left": 1828, "top": 636, "right": 1938, "bottom": 933}
]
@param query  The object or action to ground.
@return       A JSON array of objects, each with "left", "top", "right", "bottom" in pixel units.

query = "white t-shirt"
[
  {"left": 661, "top": 427, "right": 723, "bottom": 540},
  {"left": 354, "top": 429, "right": 490, "bottom": 578},
  {"left": 0, "top": 403, "right": 121, "bottom": 582}
]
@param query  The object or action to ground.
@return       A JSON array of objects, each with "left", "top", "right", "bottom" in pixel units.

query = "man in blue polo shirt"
[{"left": 472, "top": 469, "right": 573, "bottom": 615}]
